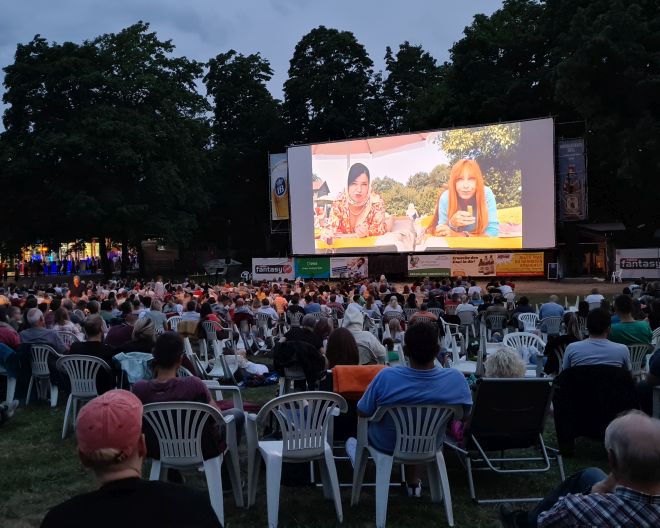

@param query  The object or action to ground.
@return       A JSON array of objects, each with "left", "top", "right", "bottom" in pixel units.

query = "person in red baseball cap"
[{"left": 41, "top": 390, "right": 220, "bottom": 528}]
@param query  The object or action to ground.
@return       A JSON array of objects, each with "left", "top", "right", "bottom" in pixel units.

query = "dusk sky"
[{"left": 1, "top": 0, "right": 503, "bottom": 102}]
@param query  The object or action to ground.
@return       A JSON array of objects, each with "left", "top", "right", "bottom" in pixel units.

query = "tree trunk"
[
  {"left": 120, "top": 235, "right": 129, "bottom": 277},
  {"left": 98, "top": 236, "right": 112, "bottom": 280}
]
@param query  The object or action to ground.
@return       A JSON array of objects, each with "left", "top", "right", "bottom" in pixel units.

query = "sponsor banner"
[
  {"left": 295, "top": 257, "right": 330, "bottom": 279},
  {"left": 494, "top": 252, "right": 544, "bottom": 277},
  {"left": 408, "top": 255, "right": 452, "bottom": 277},
  {"left": 330, "top": 256, "right": 369, "bottom": 279},
  {"left": 407, "top": 252, "right": 544, "bottom": 277},
  {"left": 557, "top": 138, "right": 588, "bottom": 221},
  {"left": 270, "top": 153, "right": 289, "bottom": 221},
  {"left": 615, "top": 248, "right": 660, "bottom": 279},
  {"left": 252, "top": 258, "right": 295, "bottom": 281}
]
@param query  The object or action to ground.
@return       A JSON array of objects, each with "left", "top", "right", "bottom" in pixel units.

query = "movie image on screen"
[{"left": 288, "top": 118, "right": 555, "bottom": 255}]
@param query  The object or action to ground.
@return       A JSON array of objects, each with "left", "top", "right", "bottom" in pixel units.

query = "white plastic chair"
[
  {"left": 207, "top": 340, "right": 240, "bottom": 385},
  {"left": 286, "top": 311, "right": 303, "bottom": 329},
  {"left": 457, "top": 311, "right": 477, "bottom": 340},
  {"left": 652, "top": 327, "right": 660, "bottom": 347},
  {"left": 503, "top": 332, "right": 546, "bottom": 374},
  {"left": 57, "top": 331, "right": 81, "bottom": 351},
  {"left": 246, "top": 392, "right": 347, "bottom": 528},
  {"left": 0, "top": 366, "right": 16, "bottom": 405},
  {"left": 540, "top": 316, "right": 563, "bottom": 341},
  {"left": 143, "top": 401, "right": 243, "bottom": 527},
  {"left": 167, "top": 315, "right": 182, "bottom": 332},
  {"left": 485, "top": 313, "right": 507, "bottom": 340},
  {"left": 56, "top": 355, "right": 112, "bottom": 439},
  {"left": 628, "top": 344, "right": 654, "bottom": 380},
  {"left": 403, "top": 307, "right": 418, "bottom": 321},
  {"left": 256, "top": 312, "right": 275, "bottom": 347},
  {"left": 26, "top": 344, "right": 62, "bottom": 407},
  {"left": 611, "top": 270, "right": 623, "bottom": 283},
  {"left": 517, "top": 313, "right": 539, "bottom": 333},
  {"left": 351, "top": 404, "right": 463, "bottom": 527},
  {"left": 588, "top": 302, "right": 601, "bottom": 311}
]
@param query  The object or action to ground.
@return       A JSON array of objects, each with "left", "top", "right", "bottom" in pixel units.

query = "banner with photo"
[
  {"left": 407, "top": 252, "right": 544, "bottom": 277},
  {"left": 408, "top": 254, "right": 452, "bottom": 277},
  {"left": 295, "top": 257, "right": 330, "bottom": 279},
  {"left": 252, "top": 258, "right": 295, "bottom": 281},
  {"left": 270, "top": 153, "right": 289, "bottom": 221},
  {"left": 330, "top": 256, "right": 369, "bottom": 279},
  {"left": 557, "top": 138, "right": 587, "bottom": 221},
  {"left": 615, "top": 248, "right": 660, "bottom": 279}
]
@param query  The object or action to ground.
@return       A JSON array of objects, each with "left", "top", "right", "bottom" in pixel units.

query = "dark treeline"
[{"left": 0, "top": 0, "right": 658, "bottom": 276}]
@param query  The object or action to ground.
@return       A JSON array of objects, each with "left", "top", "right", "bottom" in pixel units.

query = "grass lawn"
[{"left": 0, "top": 382, "right": 609, "bottom": 528}]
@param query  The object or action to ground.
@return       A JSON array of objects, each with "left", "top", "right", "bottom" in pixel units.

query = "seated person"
[
  {"left": 543, "top": 313, "right": 583, "bottom": 375},
  {"left": 113, "top": 317, "right": 156, "bottom": 354},
  {"left": 343, "top": 305, "right": 386, "bottom": 365},
  {"left": 609, "top": 294, "right": 653, "bottom": 346},
  {"left": 41, "top": 390, "right": 220, "bottom": 528},
  {"left": 69, "top": 315, "right": 117, "bottom": 393},
  {"left": 325, "top": 328, "right": 359, "bottom": 369},
  {"left": 562, "top": 309, "right": 631, "bottom": 371},
  {"left": 133, "top": 332, "right": 244, "bottom": 456},
  {"left": 356, "top": 322, "right": 472, "bottom": 496},
  {"left": 500, "top": 411, "right": 660, "bottom": 527},
  {"left": 539, "top": 295, "right": 565, "bottom": 320},
  {"left": 511, "top": 296, "right": 535, "bottom": 329},
  {"left": 409, "top": 303, "right": 439, "bottom": 324},
  {"left": 181, "top": 300, "right": 200, "bottom": 321},
  {"left": 484, "top": 347, "right": 526, "bottom": 378}
]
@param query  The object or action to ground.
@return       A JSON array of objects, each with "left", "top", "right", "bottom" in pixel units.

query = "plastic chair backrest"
[
  {"left": 372, "top": 404, "right": 463, "bottom": 462},
  {"left": 588, "top": 302, "right": 601, "bottom": 311},
  {"left": 652, "top": 327, "right": 660, "bottom": 347},
  {"left": 468, "top": 378, "right": 553, "bottom": 451},
  {"left": 403, "top": 308, "right": 418, "bottom": 320},
  {"left": 383, "top": 312, "right": 405, "bottom": 324},
  {"left": 177, "top": 366, "right": 194, "bottom": 377},
  {"left": 58, "top": 331, "right": 80, "bottom": 349},
  {"left": 143, "top": 402, "right": 226, "bottom": 468},
  {"left": 30, "top": 344, "right": 60, "bottom": 377},
  {"left": 541, "top": 316, "right": 563, "bottom": 335},
  {"left": 458, "top": 311, "right": 476, "bottom": 326},
  {"left": 486, "top": 313, "right": 506, "bottom": 330},
  {"left": 503, "top": 332, "right": 546, "bottom": 354},
  {"left": 168, "top": 316, "right": 182, "bottom": 332},
  {"left": 517, "top": 313, "right": 539, "bottom": 332},
  {"left": 287, "top": 311, "right": 303, "bottom": 327},
  {"left": 201, "top": 320, "right": 220, "bottom": 341},
  {"left": 256, "top": 312, "right": 271, "bottom": 329},
  {"left": 56, "top": 355, "right": 111, "bottom": 398},
  {"left": 577, "top": 316, "right": 588, "bottom": 337},
  {"left": 410, "top": 316, "right": 434, "bottom": 325},
  {"left": 428, "top": 308, "right": 443, "bottom": 318},
  {"left": 444, "top": 304, "right": 457, "bottom": 316},
  {"left": 554, "top": 343, "right": 568, "bottom": 373},
  {"left": 255, "top": 391, "right": 347, "bottom": 460},
  {"left": 628, "top": 344, "right": 653, "bottom": 374}
]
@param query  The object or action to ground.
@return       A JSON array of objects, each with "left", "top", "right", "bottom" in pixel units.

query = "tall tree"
[
  {"left": 284, "top": 26, "right": 385, "bottom": 143},
  {"left": 383, "top": 42, "right": 444, "bottom": 133},
  {"left": 1, "top": 22, "right": 211, "bottom": 275}
]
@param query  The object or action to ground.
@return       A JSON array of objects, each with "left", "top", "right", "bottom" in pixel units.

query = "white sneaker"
[
  {"left": 345, "top": 437, "right": 357, "bottom": 468},
  {"left": 407, "top": 480, "right": 422, "bottom": 498}
]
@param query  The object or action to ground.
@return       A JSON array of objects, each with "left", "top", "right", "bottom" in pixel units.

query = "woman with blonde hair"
[
  {"left": 484, "top": 347, "right": 526, "bottom": 378},
  {"left": 383, "top": 296, "right": 403, "bottom": 314},
  {"left": 426, "top": 159, "right": 499, "bottom": 237}
]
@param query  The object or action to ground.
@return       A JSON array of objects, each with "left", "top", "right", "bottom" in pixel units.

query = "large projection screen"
[{"left": 289, "top": 118, "right": 555, "bottom": 255}]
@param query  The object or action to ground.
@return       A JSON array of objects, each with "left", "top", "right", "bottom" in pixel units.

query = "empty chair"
[
  {"left": 611, "top": 269, "right": 623, "bottom": 283},
  {"left": 352, "top": 404, "right": 462, "bottom": 527},
  {"left": 457, "top": 311, "right": 477, "bottom": 341},
  {"left": 26, "top": 344, "right": 62, "bottom": 407},
  {"left": 517, "top": 313, "right": 539, "bottom": 333},
  {"left": 57, "top": 355, "right": 113, "bottom": 439},
  {"left": 143, "top": 401, "right": 243, "bottom": 527},
  {"left": 247, "top": 392, "right": 347, "bottom": 528},
  {"left": 255, "top": 312, "right": 275, "bottom": 348},
  {"left": 403, "top": 307, "right": 418, "bottom": 321},
  {"left": 286, "top": 311, "right": 303, "bottom": 329},
  {"left": 502, "top": 332, "right": 546, "bottom": 357}
]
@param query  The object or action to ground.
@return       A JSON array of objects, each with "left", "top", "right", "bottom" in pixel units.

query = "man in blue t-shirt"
[{"left": 357, "top": 322, "right": 472, "bottom": 496}]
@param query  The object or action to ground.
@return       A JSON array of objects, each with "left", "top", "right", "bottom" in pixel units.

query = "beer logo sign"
[{"left": 274, "top": 177, "right": 287, "bottom": 197}]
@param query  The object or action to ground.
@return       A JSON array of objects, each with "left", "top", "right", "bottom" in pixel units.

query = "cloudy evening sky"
[{"left": 1, "top": 0, "right": 503, "bottom": 103}]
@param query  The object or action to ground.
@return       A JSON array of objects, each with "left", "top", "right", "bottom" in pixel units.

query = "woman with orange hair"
[{"left": 427, "top": 159, "right": 499, "bottom": 237}]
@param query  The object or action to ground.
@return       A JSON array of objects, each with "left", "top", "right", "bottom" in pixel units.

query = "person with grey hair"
[
  {"left": 19, "top": 308, "right": 66, "bottom": 354},
  {"left": 500, "top": 410, "right": 660, "bottom": 527},
  {"left": 484, "top": 347, "right": 526, "bottom": 378}
]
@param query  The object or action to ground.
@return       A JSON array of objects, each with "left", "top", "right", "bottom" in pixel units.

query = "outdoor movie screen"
[{"left": 288, "top": 118, "right": 555, "bottom": 255}]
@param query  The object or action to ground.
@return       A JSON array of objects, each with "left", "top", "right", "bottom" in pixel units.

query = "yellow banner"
[{"left": 494, "top": 252, "right": 544, "bottom": 276}]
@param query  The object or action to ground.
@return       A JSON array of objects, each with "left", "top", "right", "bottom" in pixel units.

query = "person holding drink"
[
  {"left": 426, "top": 159, "right": 499, "bottom": 237},
  {"left": 321, "top": 163, "right": 387, "bottom": 242}
]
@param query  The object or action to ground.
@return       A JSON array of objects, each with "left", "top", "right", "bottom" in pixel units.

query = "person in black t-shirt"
[
  {"left": 41, "top": 390, "right": 220, "bottom": 528},
  {"left": 68, "top": 275, "right": 85, "bottom": 300}
]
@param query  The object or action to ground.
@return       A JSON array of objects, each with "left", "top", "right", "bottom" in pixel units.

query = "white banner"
[
  {"left": 615, "top": 248, "right": 660, "bottom": 279},
  {"left": 252, "top": 258, "right": 295, "bottom": 281},
  {"left": 330, "top": 256, "right": 369, "bottom": 279}
]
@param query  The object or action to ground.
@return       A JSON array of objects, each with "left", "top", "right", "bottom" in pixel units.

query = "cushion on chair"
[{"left": 333, "top": 365, "right": 386, "bottom": 400}]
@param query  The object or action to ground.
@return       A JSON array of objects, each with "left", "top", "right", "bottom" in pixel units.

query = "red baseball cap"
[{"left": 76, "top": 390, "right": 143, "bottom": 464}]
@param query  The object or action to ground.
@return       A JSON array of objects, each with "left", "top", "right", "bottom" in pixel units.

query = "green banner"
[{"left": 295, "top": 257, "right": 330, "bottom": 278}]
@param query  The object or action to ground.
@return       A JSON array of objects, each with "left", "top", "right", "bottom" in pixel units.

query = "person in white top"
[
  {"left": 467, "top": 281, "right": 482, "bottom": 297},
  {"left": 498, "top": 280, "right": 513, "bottom": 296},
  {"left": 451, "top": 284, "right": 467, "bottom": 296},
  {"left": 383, "top": 297, "right": 403, "bottom": 314},
  {"left": 456, "top": 296, "right": 478, "bottom": 314},
  {"left": 585, "top": 288, "right": 605, "bottom": 305}
]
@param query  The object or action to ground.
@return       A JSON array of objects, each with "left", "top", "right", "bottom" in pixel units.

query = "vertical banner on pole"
[
  {"left": 557, "top": 138, "right": 587, "bottom": 221},
  {"left": 270, "top": 153, "right": 289, "bottom": 221}
]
